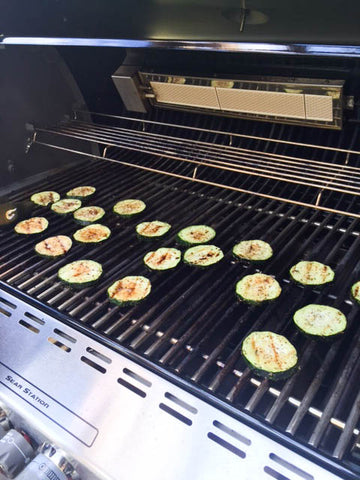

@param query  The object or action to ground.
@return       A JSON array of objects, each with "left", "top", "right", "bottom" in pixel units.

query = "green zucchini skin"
[
  {"left": 113, "top": 199, "right": 146, "bottom": 217},
  {"left": 143, "top": 247, "right": 181, "bottom": 271},
  {"left": 51, "top": 199, "right": 82, "bottom": 215},
  {"left": 66, "top": 186, "right": 96, "bottom": 200},
  {"left": 177, "top": 225, "right": 216, "bottom": 245},
  {"left": 136, "top": 221, "right": 171, "bottom": 240},
  {"left": 289, "top": 261, "right": 335, "bottom": 286},
  {"left": 58, "top": 260, "right": 102, "bottom": 288},
  {"left": 73, "top": 206, "right": 105, "bottom": 225},
  {"left": 351, "top": 281, "right": 360, "bottom": 304},
  {"left": 183, "top": 245, "right": 224, "bottom": 268},
  {"left": 242, "top": 331, "right": 298, "bottom": 380},
  {"left": 232, "top": 240, "right": 273, "bottom": 262},
  {"left": 293, "top": 304, "right": 347, "bottom": 340},
  {"left": 236, "top": 273, "right": 281, "bottom": 305},
  {"left": 107, "top": 276, "right": 151, "bottom": 305}
]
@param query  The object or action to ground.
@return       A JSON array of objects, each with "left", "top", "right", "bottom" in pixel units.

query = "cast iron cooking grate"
[{"left": 1, "top": 156, "right": 360, "bottom": 477}]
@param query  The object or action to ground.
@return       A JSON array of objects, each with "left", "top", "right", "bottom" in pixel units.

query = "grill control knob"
[
  {"left": 0, "top": 430, "right": 33, "bottom": 478},
  {"left": 15, "top": 443, "right": 79, "bottom": 480}
]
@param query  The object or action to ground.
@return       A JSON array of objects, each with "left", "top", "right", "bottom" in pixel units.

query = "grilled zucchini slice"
[
  {"left": 14, "top": 217, "right": 48, "bottom": 235},
  {"left": 51, "top": 199, "right": 82, "bottom": 214},
  {"left": 351, "top": 281, "right": 360, "bottom": 304},
  {"left": 177, "top": 225, "right": 216, "bottom": 245},
  {"left": 242, "top": 331, "right": 298, "bottom": 380},
  {"left": 73, "top": 206, "right": 105, "bottom": 225},
  {"left": 58, "top": 260, "right": 102, "bottom": 287},
  {"left": 293, "top": 304, "right": 347, "bottom": 339},
  {"left": 136, "top": 221, "right": 171, "bottom": 239},
  {"left": 233, "top": 240, "right": 273, "bottom": 262},
  {"left": 236, "top": 273, "right": 281, "bottom": 304},
  {"left": 289, "top": 261, "right": 334, "bottom": 286},
  {"left": 66, "top": 186, "right": 96, "bottom": 199},
  {"left": 73, "top": 224, "right": 111, "bottom": 243},
  {"left": 31, "top": 191, "right": 60, "bottom": 206},
  {"left": 183, "top": 245, "right": 224, "bottom": 267},
  {"left": 35, "top": 235, "right": 72, "bottom": 257},
  {"left": 107, "top": 276, "right": 151, "bottom": 305},
  {"left": 113, "top": 199, "right": 146, "bottom": 217},
  {"left": 144, "top": 247, "right": 181, "bottom": 271}
]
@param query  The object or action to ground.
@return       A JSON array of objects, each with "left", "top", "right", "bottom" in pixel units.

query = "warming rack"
[{"left": 31, "top": 111, "right": 360, "bottom": 219}]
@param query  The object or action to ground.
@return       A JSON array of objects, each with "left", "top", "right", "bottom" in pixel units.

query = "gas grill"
[{"left": 2, "top": 3, "right": 360, "bottom": 479}]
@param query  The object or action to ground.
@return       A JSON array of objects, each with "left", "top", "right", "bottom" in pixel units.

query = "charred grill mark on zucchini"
[
  {"left": 233, "top": 240, "right": 273, "bottom": 261},
  {"left": 73, "top": 224, "right": 111, "bottom": 243},
  {"left": 31, "top": 191, "right": 60, "bottom": 206},
  {"left": 73, "top": 206, "right": 105, "bottom": 225},
  {"left": 177, "top": 225, "right": 216, "bottom": 245},
  {"left": 289, "top": 261, "right": 335, "bottom": 286},
  {"left": 35, "top": 235, "right": 72, "bottom": 257},
  {"left": 144, "top": 247, "right": 181, "bottom": 270},
  {"left": 107, "top": 276, "right": 151, "bottom": 305},
  {"left": 66, "top": 186, "right": 96, "bottom": 198},
  {"left": 351, "top": 281, "right": 360, "bottom": 303},
  {"left": 236, "top": 273, "right": 281, "bottom": 304},
  {"left": 14, "top": 217, "right": 48, "bottom": 235},
  {"left": 183, "top": 245, "right": 224, "bottom": 267},
  {"left": 51, "top": 199, "right": 82, "bottom": 214},
  {"left": 58, "top": 260, "right": 102, "bottom": 287},
  {"left": 242, "top": 331, "right": 298, "bottom": 380},
  {"left": 293, "top": 304, "right": 347, "bottom": 338},
  {"left": 113, "top": 199, "right": 146, "bottom": 217},
  {"left": 136, "top": 221, "right": 171, "bottom": 238}
]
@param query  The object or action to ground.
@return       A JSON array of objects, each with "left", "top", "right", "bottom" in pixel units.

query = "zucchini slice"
[
  {"left": 73, "top": 224, "right": 111, "bottom": 243},
  {"left": 113, "top": 199, "right": 146, "bottom": 217},
  {"left": 107, "top": 276, "right": 151, "bottom": 305},
  {"left": 58, "top": 260, "right": 102, "bottom": 287},
  {"left": 14, "top": 217, "right": 49, "bottom": 235},
  {"left": 289, "top": 261, "right": 334, "bottom": 286},
  {"left": 144, "top": 247, "right": 181, "bottom": 271},
  {"left": 136, "top": 221, "right": 171, "bottom": 239},
  {"left": 293, "top": 304, "right": 347, "bottom": 339},
  {"left": 177, "top": 225, "right": 216, "bottom": 245},
  {"left": 66, "top": 186, "right": 96, "bottom": 199},
  {"left": 233, "top": 240, "right": 273, "bottom": 262},
  {"left": 31, "top": 191, "right": 60, "bottom": 206},
  {"left": 73, "top": 206, "right": 105, "bottom": 225},
  {"left": 51, "top": 199, "right": 82, "bottom": 214},
  {"left": 35, "top": 235, "right": 72, "bottom": 257},
  {"left": 242, "top": 331, "right": 298, "bottom": 380},
  {"left": 351, "top": 281, "right": 360, "bottom": 304},
  {"left": 183, "top": 245, "right": 224, "bottom": 267},
  {"left": 236, "top": 273, "right": 281, "bottom": 304}
]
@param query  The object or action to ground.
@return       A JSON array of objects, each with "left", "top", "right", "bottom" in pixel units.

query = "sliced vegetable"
[
  {"left": 73, "top": 206, "right": 105, "bottom": 225},
  {"left": 31, "top": 191, "right": 60, "bottom": 206},
  {"left": 113, "top": 199, "right": 146, "bottom": 217},
  {"left": 35, "top": 235, "right": 72, "bottom": 257},
  {"left": 293, "top": 304, "right": 347, "bottom": 339},
  {"left": 236, "top": 273, "right": 281, "bottom": 304},
  {"left": 51, "top": 199, "right": 82, "bottom": 214},
  {"left": 73, "top": 224, "right": 111, "bottom": 243},
  {"left": 144, "top": 247, "right": 181, "bottom": 271},
  {"left": 289, "top": 261, "right": 334, "bottom": 286},
  {"left": 351, "top": 281, "right": 360, "bottom": 304},
  {"left": 242, "top": 331, "right": 298, "bottom": 380},
  {"left": 177, "top": 225, "right": 216, "bottom": 245},
  {"left": 66, "top": 186, "right": 96, "bottom": 199},
  {"left": 58, "top": 260, "right": 102, "bottom": 287},
  {"left": 183, "top": 245, "right": 223, "bottom": 267},
  {"left": 107, "top": 276, "right": 151, "bottom": 305},
  {"left": 136, "top": 221, "right": 171, "bottom": 239},
  {"left": 14, "top": 217, "right": 48, "bottom": 235},
  {"left": 233, "top": 240, "right": 273, "bottom": 261}
]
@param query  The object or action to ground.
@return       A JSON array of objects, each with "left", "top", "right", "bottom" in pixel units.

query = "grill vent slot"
[
  {"left": 0, "top": 298, "right": 16, "bottom": 317},
  {"left": 117, "top": 378, "right": 146, "bottom": 398},
  {"left": 19, "top": 319, "right": 39, "bottom": 334},
  {"left": 123, "top": 368, "right": 151, "bottom": 387},
  {"left": 53, "top": 328, "right": 77, "bottom": 343},
  {"left": 24, "top": 311, "right": 44, "bottom": 325},
  {"left": 86, "top": 347, "right": 112, "bottom": 364},
  {"left": 81, "top": 356, "right": 107, "bottom": 374},
  {"left": 264, "top": 466, "right": 291, "bottom": 480},
  {"left": 164, "top": 392, "right": 198, "bottom": 414},
  {"left": 268, "top": 453, "right": 314, "bottom": 480},
  {"left": 213, "top": 420, "right": 251, "bottom": 446},
  {"left": 159, "top": 403, "right": 192, "bottom": 426},
  {"left": 207, "top": 432, "right": 246, "bottom": 458},
  {"left": 48, "top": 337, "right": 71, "bottom": 353}
]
